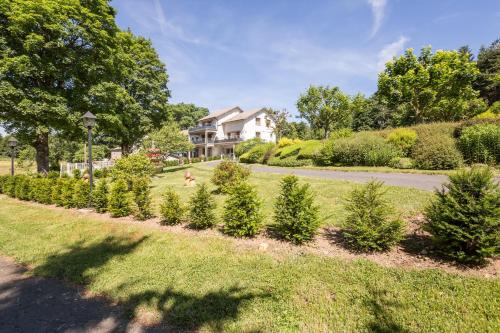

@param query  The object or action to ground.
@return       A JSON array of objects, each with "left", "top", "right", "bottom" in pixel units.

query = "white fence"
[{"left": 60, "top": 160, "right": 115, "bottom": 176}]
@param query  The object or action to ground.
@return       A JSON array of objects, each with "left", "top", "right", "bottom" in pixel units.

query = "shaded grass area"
[
  {"left": 0, "top": 198, "right": 498, "bottom": 332},
  {"left": 152, "top": 164, "right": 432, "bottom": 227}
]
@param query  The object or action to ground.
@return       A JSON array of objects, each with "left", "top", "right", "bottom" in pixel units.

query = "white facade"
[{"left": 188, "top": 106, "right": 275, "bottom": 158}]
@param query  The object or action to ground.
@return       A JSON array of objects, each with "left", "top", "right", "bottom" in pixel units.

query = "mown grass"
[
  {"left": 151, "top": 164, "right": 432, "bottom": 227},
  {"left": 0, "top": 197, "right": 498, "bottom": 332},
  {"left": 0, "top": 157, "right": 35, "bottom": 175}
]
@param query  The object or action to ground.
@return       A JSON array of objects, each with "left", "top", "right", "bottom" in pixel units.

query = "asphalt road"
[{"left": 205, "top": 161, "right": 448, "bottom": 191}]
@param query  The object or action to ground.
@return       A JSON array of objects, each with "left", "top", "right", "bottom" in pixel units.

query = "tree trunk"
[
  {"left": 121, "top": 143, "right": 131, "bottom": 156},
  {"left": 35, "top": 132, "right": 49, "bottom": 174}
]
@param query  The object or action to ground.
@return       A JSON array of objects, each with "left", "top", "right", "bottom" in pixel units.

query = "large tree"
[
  {"left": 142, "top": 122, "right": 193, "bottom": 156},
  {"left": 377, "top": 47, "right": 486, "bottom": 126},
  {"left": 0, "top": 0, "right": 118, "bottom": 172},
  {"left": 86, "top": 31, "right": 170, "bottom": 155},
  {"left": 296, "top": 85, "right": 351, "bottom": 139},
  {"left": 476, "top": 38, "right": 500, "bottom": 106},
  {"left": 167, "top": 103, "right": 209, "bottom": 129}
]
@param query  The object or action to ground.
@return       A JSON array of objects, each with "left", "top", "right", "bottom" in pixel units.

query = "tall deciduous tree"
[
  {"left": 264, "top": 108, "right": 289, "bottom": 141},
  {"left": 296, "top": 86, "right": 351, "bottom": 139},
  {"left": 377, "top": 47, "right": 486, "bottom": 126},
  {"left": 166, "top": 103, "right": 209, "bottom": 129},
  {"left": 86, "top": 31, "right": 170, "bottom": 155},
  {"left": 142, "top": 122, "right": 193, "bottom": 156},
  {"left": 476, "top": 38, "right": 500, "bottom": 106},
  {"left": 0, "top": 0, "right": 118, "bottom": 172}
]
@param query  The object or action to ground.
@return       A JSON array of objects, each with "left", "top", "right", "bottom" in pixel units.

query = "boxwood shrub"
[
  {"left": 267, "top": 156, "right": 313, "bottom": 167},
  {"left": 412, "top": 134, "right": 463, "bottom": 170},
  {"left": 211, "top": 161, "right": 251, "bottom": 193}
]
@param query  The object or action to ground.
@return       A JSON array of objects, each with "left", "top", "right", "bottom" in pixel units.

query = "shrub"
[
  {"left": 297, "top": 140, "right": 322, "bottom": 160},
  {"left": 342, "top": 181, "right": 405, "bottom": 252},
  {"left": 111, "top": 154, "right": 154, "bottom": 187},
  {"left": 235, "top": 138, "right": 263, "bottom": 157},
  {"left": 32, "top": 177, "right": 52, "bottom": 204},
  {"left": 159, "top": 186, "right": 185, "bottom": 225},
  {"left": 107, "top": 179, "right": 132, "bottom": 217},
  {"left": 60, "top": 178, "right": 77, "bottom": 208},
  {"left": 273, "top": 175, "right": 319, "bottom": 244},
  {"left": 387, "top": 128, "right": 417, "bottom": 156},
  {"left": 0, "top": 175, "right": 8, "bottom": 194},
  {"left": 277, "top": 142, "right": 302, "bottom": 159},
  {"left": 72, "top": 179, "right": 90, "bottom": 208},
  {"left": 317, "top": 133, "right": 401, "bottom": 166},
  {"left": 72, "top": 168, "right": 82, "bottom": 179},
  {"left": 131, "top": 176, "right": 153, "bottom": 220},
  {"left": 458, "top": 124, "right": 500, "bottom": 164},
  {"left": 277, "top": 137, "right": 302, "bottom": 148},
  {"left": 453, "top": 118, "right": 500, "bottom": 138},
  {"left": 389, "top": 157, "right": 414, "bottom": 169},
  {"left": 223, "top": 182, "right": 263, "bottom": 237},
  {"left": 424, "top": 167, "right": 499, "bottom": 264},
  {"left": 189, "top": 183, "right": 216, "bottom": 229},
  {"left": 15, "top": 175, "right": 32, "bottom": 200},
  {"left": 267, "top": 156, "right": 313, "bottom": 167},
  {"left": 412, "top": 134, "right": 463, "bottom": 170},
  {"left": 92, "top": 179, "right": 109, "bottom": 213},
  {"left": 239, "top": 143, "right": 275, "bottom": 164},
  {"left": 51, "top": 178, "right": 66, "bottom": 206},
  {"left": 2, "top": 175, "right": 16, "bottom": 197},
  {"left": 211, "top": 161, "right": 251, "bottom": 193}
]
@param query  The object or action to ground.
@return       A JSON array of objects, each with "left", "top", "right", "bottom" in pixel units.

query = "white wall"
[
  {"left": 215, "top": 109, "right": 243, "bottom": 139},
  {"left": 241, "top": 111, "right": 275, "bottom": 142}
]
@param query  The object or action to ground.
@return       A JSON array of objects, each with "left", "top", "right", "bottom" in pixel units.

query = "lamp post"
[
  {"left": 82, "top": 111, "right": 96, "bottom": 206},
  {"left": 7, "top": 137, "right": 18, "bottom": 176}
]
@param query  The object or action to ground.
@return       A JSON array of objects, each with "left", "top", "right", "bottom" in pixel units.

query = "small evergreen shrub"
[
  {"left": 211, "top": 161, "right": 251, "bottom": 193},
  {"left": 387, "top": 128, "right": 417, "bottom": 156},
  {"left": 424, "top": 167, "right": 499, "bottom": 264},
  {"left": 412, "top": 134, "right": 463, "bottom": 170},
  {"left": 72, "top": 169, "right": 82, "bottom": 179},
  {"left": 92, "top": 179, "right": 109, "bottom": 213},
  {"left": 189, "top": 183, "right": 217, "bottom": 229},
  {"left": 131, "top": 176, "right": 153, "bottom": 220},
  {"left": 458, "top": 124, "right": 500, "bottom": 164},
  {"left": 273, "top": 175, "right": 319, "bottom": 244},
  {"left": 72, "top": 179, "right": 90, "bottom": 209},
  {"left": 159, "top": 186, "right": 185, "bottom": 225},
  {"left": 0, "top": 175, "right": 8, "bottom": 194},
  {"left": 15, "top": 175, "right": 32, "bottom": 201},
  {"left": 223, "top": 182, "right": 263, "bottom": 237},
  {"left": 60, "top": 178, "right": 77, "bottom": 208},
  {"left": 51, "top": 178, "right": 65, "bottom": 206},
  {"left": 342, "top": 181, "right": 404, "bottom": 252},
  {"left": 108, "top": 178, "right": 132, "bottom": 217},
  {"left": 235, "top": 138, "right": 263, "bottom": 157},
  {"left": 239, "top": 143, "right": 275, "bottom": 164},
  {"left": 32, "top": 177, "right": 52, "bottom": 204},
  {"left": 2, "top": 176, "right": 16, "bottom": 197}
]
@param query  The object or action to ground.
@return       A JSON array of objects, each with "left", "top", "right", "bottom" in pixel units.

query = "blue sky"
[{"left": 112, "top": 0, "right": 499, "bottom": 116}]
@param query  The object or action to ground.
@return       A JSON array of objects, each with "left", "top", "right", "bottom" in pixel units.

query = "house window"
[
  {"left": 256, "top": 118, "right": 261, "bottom": 126},
  {"left": 266, "top": 119, "right": 271, "bottom": 128},
  {"left": 256, "top": 132, "right": 261, "bottom": 138}
]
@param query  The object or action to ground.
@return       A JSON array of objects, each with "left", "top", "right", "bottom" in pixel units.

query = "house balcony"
[
  {"left": 188, "top": 125, "right": 217, "bottom": 134},
  {"left": 215, "top": 137, "right": 244, "bottom": 144},
  {"left": 191, "top": 137, "right": 215, "bottom": 146}
]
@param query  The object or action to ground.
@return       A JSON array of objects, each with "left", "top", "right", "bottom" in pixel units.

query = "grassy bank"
[
  {"left": 151, "top": 164, "right": 431, "bottom": 227},
  {"left": 0, "top": 197, "right": 498, "bottom": 332}
]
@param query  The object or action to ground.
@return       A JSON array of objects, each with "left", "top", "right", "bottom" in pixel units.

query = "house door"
[{"left": 207, "top": 147, "right": 212, "bottom": 157}]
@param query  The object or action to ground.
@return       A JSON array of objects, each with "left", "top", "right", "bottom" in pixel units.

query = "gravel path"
[
  {"left": 205, "top": 161, "right": 448, "bottom": 191},
  {"left": 0, "top": 257, "right": 163, "bottom": 333}
]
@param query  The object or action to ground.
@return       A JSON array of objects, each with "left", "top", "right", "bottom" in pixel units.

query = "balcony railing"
[
  {"left": 191, "top": 137, "right": 215, "bottom": 144},
  {"left": 215, "top": 137, "right": 243, "bottom": 143},
  {"left": 188, "top": 125, "right": 217, "bottom": 133}
]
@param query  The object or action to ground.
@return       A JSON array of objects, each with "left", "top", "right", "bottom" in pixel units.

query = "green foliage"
[
  {"left": 476, "top": 39, "right": 500, "bottom": 106},
  {"left": 51, "top": 178, "right": 66, "bottom": 206},
  {"left": 387, "top": 128, "right": 418, "bottom": 156},
  {"left": 2, "top": 175, "right": 16, "bottom": 197},
  {"left": 458, "top": 124, "right": 500, "bottom": 164},
  {"left": 142, "top": 121, "right": 193, "bottom": 155},
  {"left": 167, "top": 103, "right": 209, "bottom": 130},
  {"left": 297, "top": 140, "right": 322, "bottom": 160},
  {"left": 107, "top": 179, "right": 132, "bottom": 218},
  {"left": 131, "top": 176, "right": 153, "bottom": 220},
  {"left": 60, "top": 178, "right": 77, "bottom": 208},
  {"left": 239, "top": 143, "right": 275, "bottom": 164},
  {"left": 297, "top": 85, "right": 352, "bottom": 138},
  {"left": 274, "top": 175, "right": 319, "bottom": 244},
  {"left": 234, "top": 138, "right": 263, "bottom": 157},
  {"left": 223, "top": 182, "right": 263, "bottom": 237},
  {"left": 265, "top": 108, "right": 289, "bottom": 141},
  {"left": 189, "top": 183, "right": 216, "bottom": 229},
  {"left": 111, "top": 154, "right": 154, "bottom": 187},
  {"left": 343, "top": 181, "right": 405, "bottom": 252},
  {"left": 377, "top": 47, "right": 486, "bottom": 126},
  {"left": 72, "top": 179, "right": 90, "bottom": 209},
  {"left": 424, "top": 168, "right": 500, "bottom": 264},
  {"left": 277, "top": 137, "right": 302, "bottom": 148},
  {"left": 0, "top": 175, "right": 8, "bottom": 194},
  {"left": 211, "top": 161, "right": 251, "bottom": 193},
  {"left": 92, "top": 179, "right": 109, "bottom": 213},
  {"left": 15, "top": 175, "right": 32, "bottom": 201},
  {"left": 159, "top": 187, "right": 185, "bottom": 225},
  {"left": 72, "top": 169, "right": 82, "bottom": 179},
  {"left": 316, "top": 133, "right": 401, "bottom": 166},
  {"left": 267, "top": 156, "right": 313, "bottom": 167},
  {"left": 389, "top": 157, "right": 414, "bottom": 169},
  {"left": 412, "top": 134, "right": 463, "bottom": 170},
  {"left": 31, "top": 178, "right": 52, "bottom": 204}
]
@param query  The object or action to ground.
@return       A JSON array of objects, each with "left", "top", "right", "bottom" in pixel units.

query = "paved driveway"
[{"left": 205, "top": 161, "right": 449, "bottom": 191}]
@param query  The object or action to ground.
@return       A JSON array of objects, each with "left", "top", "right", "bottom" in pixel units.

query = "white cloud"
[
  {"left": 377, "top": 36, "right": 409, "bottom": 70},
  {"left": 368, "top": 0, "right": 387, "bottom": 37}
]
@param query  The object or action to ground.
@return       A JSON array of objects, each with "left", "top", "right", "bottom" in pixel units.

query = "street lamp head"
[
  {"left": 82, "top": 111, "right": 97, "bottom": 128},
  {"left": 7, "top": 137, "right": 18, "bottom": 148}
]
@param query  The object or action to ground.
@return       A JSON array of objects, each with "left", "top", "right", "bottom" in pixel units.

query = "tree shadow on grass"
[
  {"left": 364, "top": 287, "right": 413, "bottom": 333},
  {"left": 34, "top": 235, "right": 149, "bottom": 284}
]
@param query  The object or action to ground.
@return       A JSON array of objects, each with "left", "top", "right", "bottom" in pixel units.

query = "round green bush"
[
  {"left": 211, "top": 161, "right": 251, "bottom": 193},
  {"left": 223, "top": 182, "right": 263, "bottom": 237},
  {"left": 458, "top": 123, "right": 500, "bottom": 164},
  {"left": 424, "top": 167, "right": 499, "bottom": 264},
  {"left": 386, "top": 128, "right": 417, "bottom": 156},
  {"left": 111, "top": 154, "right": 154, "bottom": 187},
  {"left": 412, "top": 135, "right": 463, "bottom": 170}
]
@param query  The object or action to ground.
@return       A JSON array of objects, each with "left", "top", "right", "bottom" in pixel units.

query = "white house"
[{"left": 188, "top": 106, "right": 275, "bottom": 158}]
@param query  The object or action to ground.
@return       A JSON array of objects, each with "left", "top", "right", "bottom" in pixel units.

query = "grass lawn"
[
  {"left": 0, "top": 197, "right": 498, "bottom": 332},
  {"left": 151, "top": 164, "right": 432, "bottom": 227},
  {"left": 0, "top": 157, "right": 34, "bottom": 175}
]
